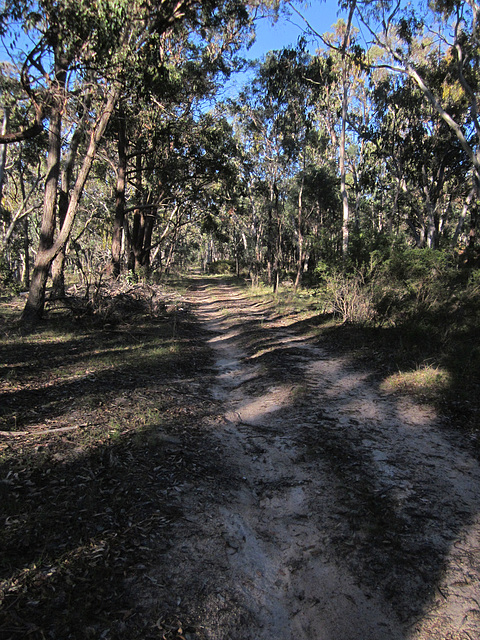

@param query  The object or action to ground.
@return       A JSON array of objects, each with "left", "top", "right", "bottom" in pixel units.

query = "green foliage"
[
  {"left": 314, "top": 260, "right": 334, "bottom": 282},
  {"left": 364, "top": 246, "right": 470, "bottom": 331},
  {"left": 0, "top": 255, "right": 21, "bottom": 295},
  {"left": 316, "top": 246, "right": 480, "bottom": 335},
  {"left": 206, "top": 259, "right": 235, "bottom": 274},
  {"left": 125, "top": 269, "right": 138, "bottom": 284},
  {"left": 380, "top": 246, "right": 456, "bottom": 283}
]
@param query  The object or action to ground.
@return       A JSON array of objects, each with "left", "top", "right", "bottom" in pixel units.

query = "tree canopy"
[{"left": 0, "top": 0, "right": 479, "bottom": 320}]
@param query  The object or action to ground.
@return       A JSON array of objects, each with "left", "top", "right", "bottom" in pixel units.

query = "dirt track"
[{"left": 142, "top": 278, "right": 480, "bottom": 640}]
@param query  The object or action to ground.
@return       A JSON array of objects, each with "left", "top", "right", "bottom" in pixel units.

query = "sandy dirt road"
[{"left": 143, "top": 278, "right": 480, "bottom": 640}]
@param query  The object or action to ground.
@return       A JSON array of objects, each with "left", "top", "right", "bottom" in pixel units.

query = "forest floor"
[{"left": 1, "top": 274, "right": 480, "bottom": 639}]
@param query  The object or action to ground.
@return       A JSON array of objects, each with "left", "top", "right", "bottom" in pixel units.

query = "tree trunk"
[
  {"left": 51, "top": 125, "right": 83, "bottom": 298},
  {"left": 340, "top": 67, "right": 349, "bottom": 259},
  {"left": 111, "top": 104, "right": 127, "bottom": 277},
  {"left": 130, "top": 148, "right": 144, "bottom": 272},
  {"left": 50, "top": 241, "right": 66, "bottom": 297},
  {"left": 22, "top": 217, "right": 30, "bottom": 289},
  {"left": 22, "top": 78, "right": 122, "bottom": 325},
  {"left": 142, "top": 208, "right": 155, "bottom": 273},
  {"left": 340, "top": 1, "right": 356, "bottom": 261},
  {"left": 294, "top": 172, "right": 305, "bottom": 292},
  {"left": 452, "top": 185, "right": 476, "bottom": 247},
  {"left": 0, "top": 107, "right": 9, "bottom": 206},
  {"left": 22, "top": 55, "right": 66, "bottom": 323},
  {"left": 467, "top": 176, "right": 479, "bottom": 257}
]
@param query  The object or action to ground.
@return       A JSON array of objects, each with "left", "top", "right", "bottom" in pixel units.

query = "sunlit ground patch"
[{"left": 380, "top": 364, "right": 452, "bottom": 399}]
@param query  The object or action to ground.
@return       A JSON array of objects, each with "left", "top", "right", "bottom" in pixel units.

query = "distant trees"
[
  {"left": 0, "top": 0, "right": 259, "bottom": 322},
  {"left": 1, "top": 0, "right": 479, "bottom": 310},
  {"left": 354, "top": 0, "right": 480, "bottom": 253},
  {"left": 216, "top": 0, "right": 480, "bottom": 287}
]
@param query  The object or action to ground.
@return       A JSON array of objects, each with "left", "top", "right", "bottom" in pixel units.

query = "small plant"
[
  {"left": 324, "top": 271, "right": 376, "bottom": 324},
  {"left": 380, "top": 364, "right": 452, "bottom": 400},
  {"left": 206, "top": 260, "right": 235, "bottom": 275},
  {"left": 125, "top": 269, "right": 138, "bottom": 284}
]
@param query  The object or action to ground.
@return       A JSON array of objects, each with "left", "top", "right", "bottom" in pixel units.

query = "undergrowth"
[
  {"left": 241, "top": 248, "right": 479, "bottom": 438},
  {"left": 310, "top": 249, "right": 480, "bottom": 436}
]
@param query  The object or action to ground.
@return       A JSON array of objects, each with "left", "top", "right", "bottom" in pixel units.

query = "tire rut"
[
  {"left": 187, "top": 281, "right": 406, "bottom": 639},
  {"left": 144, "top": 278, "right": 480, "bottom": 640}
]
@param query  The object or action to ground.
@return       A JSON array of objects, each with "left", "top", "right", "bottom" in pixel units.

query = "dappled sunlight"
[
  {"left": 207, "top": 329, "right": 243, "bottom": 344},
  {"left": 304, "top": 348, "right": 480, "bottom": 638},
  {"left": 224, "top": 383, "right": 295, "bottom": 426},
  {"left": 3, "top": 277, "right": 478, "bottom": 638},
  {"left": 0, "top": 341, "right": 179, "bottom": 401},
  {"left": 192, "top": 277, "right": 480, "bottom": 638}
]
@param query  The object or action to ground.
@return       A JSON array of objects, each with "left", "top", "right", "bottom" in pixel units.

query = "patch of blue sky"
[{"left": 219, "top": 0, "right": 346, "bottom": 100}]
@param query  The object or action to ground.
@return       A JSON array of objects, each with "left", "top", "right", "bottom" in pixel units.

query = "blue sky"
[
  {"left": 222, "top": 1, "right": 346, "bottom": 97},
  {"left": 248, "top": 1, "right": 345, "bottom": 60},
  {"left": 0, "top": 1, "right": 346, "bottom": 99}
]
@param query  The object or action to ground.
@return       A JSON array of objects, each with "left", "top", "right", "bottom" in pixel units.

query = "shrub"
[
  {"left": 0, "top": 257, "right": 21, "bottom": 296},
  {"left": 324, "top": 271, "right": 376, "bottom": 324},
  {"left": 206, "top": 260, "right": 235, "bottom": 275},
  {"left": 369, "top": 247, "right": 462, "bottom": 328},
  {"left": 380, "top": 246, "right": 455, "bottom": 283}
]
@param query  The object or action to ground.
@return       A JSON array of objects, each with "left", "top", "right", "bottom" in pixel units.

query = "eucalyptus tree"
[
  {"left": 231, "top": 45, "right": 318, "bottom": 290},
  {"left": 353, "top": 0, "right": 480, "bottom": 253},
  {"left": 0, "top": 62, "right": 45, "bottom": 257},
  {"left": 0, "top": 0, "right": 264, "bottom": 323},
  {"left": 365, "top": 71, "right": 468, "bottom": 249},
  {"left": 108, "top": 1, "right": 253, "bottom": 278},
  {"left": 231, "top": 69, "right": 285, "bottom": 290},
  {"left": 271, "top": 46, "right": 317, "bottom": 290},
  {"left": 308, "top": 15, "right": 371, "bottom": 260},
  {"left": 0, "top": 0, "right": 151, "bottom": 322},
  {"left": 337, "top": 4, "right": 356, "bottom": 259},
  {"left": 0, "top": 137, "right": 44, "bottom": 287},
  {"left": 158, "top": 112, "right": 243, "bottom": 271}
]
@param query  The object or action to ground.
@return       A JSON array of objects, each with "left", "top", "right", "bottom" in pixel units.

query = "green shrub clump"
[
  {"left": 206, "top": 260, "right": 235, "bottom": 275},
  {"left": 319, "top": 246, "right": 479, "bottom": 332},
  {"left": 0, "top": 257, "right": 21, "bottom": 296}
]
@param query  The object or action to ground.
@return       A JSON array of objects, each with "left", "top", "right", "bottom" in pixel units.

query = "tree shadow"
[
  {"left": 0, "top": 307, "right": 212, "bottom": 432},
  {"left": 0, "top": 300, "right": 219, "bottom": 638},
  {"left": 0, "top": 414, "right": 228, "bottom": 639},
  {"left": 3, "top": 280, "right": 478, "bottom": 638},
  {"left": 247, "top": 309, "right": 480, "bottom": 633}
]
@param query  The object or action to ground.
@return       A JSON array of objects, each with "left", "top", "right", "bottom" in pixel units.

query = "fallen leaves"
[{"left": 0, "top": 283, "right": 217, "bottom": 639}]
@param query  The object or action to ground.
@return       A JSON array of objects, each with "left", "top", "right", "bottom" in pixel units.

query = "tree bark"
[
  {"left": 129, "top": 146, "right": 144, "bottom": 272},
  {"left": 0, "top": 104, "right": 43, "bottom": 144},
  {"left": 452, "top": 185, "right": 476, "bottom": 248},
  {"left": 294, "top": 172, "right": 305, "bottom": 292},
  {"left": 111, "top": 104, "right": 127, "bottom": 277},
  {"left": 22, "top": 79, "right": 122, "bottom": 324},
  {"left": 21, "top": 53, "right": 66, "bottom": 323},
  {"left": 142, "top": 208, "right": 156, "bottom": 273},
  {"left": 340, "top": 65, "right": 349, "bottom": 259},
  {"left": 22, "top": 217, "right": 30, "bottom": 289},
  {"left": 51, "top": 125, "right": 83, "bottom": 298},
  {"left": 340, "top": 2, "right": 356, "bottom": 260},
  {"left": 0, "top": 107, "right": 9, "bottom": 206}
]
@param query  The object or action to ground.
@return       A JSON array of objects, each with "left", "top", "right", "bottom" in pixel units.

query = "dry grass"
[{"left": 380, "top": 364, "right": 452, "bottom": 400}]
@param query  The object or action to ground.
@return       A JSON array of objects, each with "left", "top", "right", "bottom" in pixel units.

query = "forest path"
[{"left": 151, "top": 277, "right": 480, "bottom": 640}]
